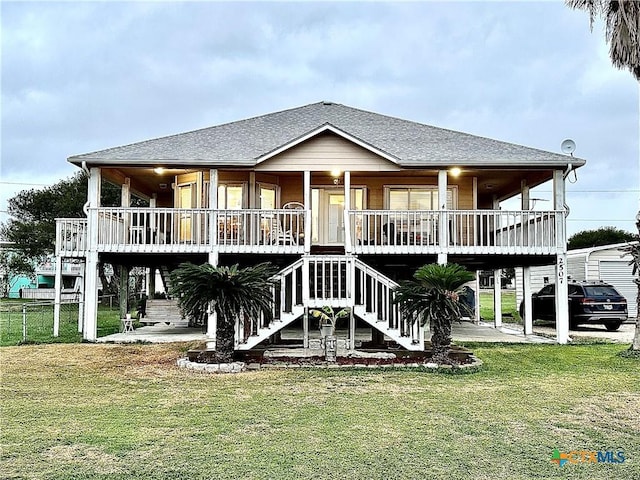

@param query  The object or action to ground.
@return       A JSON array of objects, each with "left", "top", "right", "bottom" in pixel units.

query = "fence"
[{"left": 0, "top": 296, "right": 121, "bottom": 346}]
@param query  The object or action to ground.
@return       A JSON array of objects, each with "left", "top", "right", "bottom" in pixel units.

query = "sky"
[{"left": 1, "top": 0, "right": 638, "bottom": 237}]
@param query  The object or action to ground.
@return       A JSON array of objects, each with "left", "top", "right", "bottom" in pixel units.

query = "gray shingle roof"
[{"left": 69, "top": 101, "right": 584, "bottom": 168}]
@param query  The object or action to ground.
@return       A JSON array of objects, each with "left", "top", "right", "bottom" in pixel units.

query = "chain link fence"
[{"left": 0, "top": 295, "right": 120, "bottom": 346}]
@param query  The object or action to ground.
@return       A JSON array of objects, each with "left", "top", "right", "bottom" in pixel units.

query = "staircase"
[
  {"left": 142, "top": 298, "right": 187, "bottom": 327},
  {"left": 235, "top": 255, "right": 423, "bottom": 351}
]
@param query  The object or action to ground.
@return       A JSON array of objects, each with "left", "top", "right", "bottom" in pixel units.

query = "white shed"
[{"left": 516, "top": 242, "right": 638, "bottom": 318}]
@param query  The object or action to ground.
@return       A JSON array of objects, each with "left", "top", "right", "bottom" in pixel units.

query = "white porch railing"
[
  {"left": 67, "top": 207, "right": 306, "bottom": 254},
  {"left": 56, "top": 218, "right": 88, "bottom": 257},
  {"left": 56, "top": 208, "right": 563, "bottom": 256},
  {"left": 349, "top": 209, "right": 564, "bottom": 255}
]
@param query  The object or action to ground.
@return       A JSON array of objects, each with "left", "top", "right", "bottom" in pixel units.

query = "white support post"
[
  {"left": 437, "top": 169, "right": 448, "bottom": 264},
  {"left": 493, "top": 269, "right": 502, "bottom": 328},
  {"left": 83, "top": 167, "right": 101, "bottom": 341},
  {"left": 303, "top": 307, "right": 310, "bottom": 349},
  {"left": 207, "top": 251, "right": 218, "bottom": 345},
  {"left": 344, "top": 171, "right": 352, "bottom": 253},
  {"left": 303, "top": 171, "right": 311, "bottom": 254},
  {"left": 553, "top": 169, "right": 569, "bottom": 344},
  {"left": 349, "top": 309, "right": 355, "bottom": 350},
  {"left": 77, "top": 261, "right": 85, "bottom": 333},
  {"left": 523, "top": 266, "right": 533, "bottom": 335},
  {"left": 474, "top": 272, "right": 481, "bottom": 324},
  {"left": 84, "top": 252, "right": 99, "bottom": 341},
  {"left": 53, "top": 255, "right": 63, "bottom": 337}
]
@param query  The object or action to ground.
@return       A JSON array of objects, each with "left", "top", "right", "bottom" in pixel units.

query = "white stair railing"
[{"left": 353, "top": 258, "right": 423, "bottom": 350}]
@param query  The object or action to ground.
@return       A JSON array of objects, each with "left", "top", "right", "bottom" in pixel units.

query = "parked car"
[{"left": 520, "top": 281, "right": 628, "bottom": 331}]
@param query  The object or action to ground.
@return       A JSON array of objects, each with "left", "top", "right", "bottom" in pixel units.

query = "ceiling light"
[
  {"left": 154, "top": 167, "right": 165, "bottom": 175},
  {"left": 450, "top": 167, "right": 461, "bottom": 177},
  {"left": 331, "top": 169, "right": 341, "bottom": 177}
]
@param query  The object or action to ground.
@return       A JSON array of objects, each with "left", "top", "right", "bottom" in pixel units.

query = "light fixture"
[
  {"left": 450, "top": 167, "right": 461, "bottom": 177},
  {"left": 330, "top": 168, "right": 341, "bottom": 177},
  {"left": 154, "top": 167, "right": 165, "bottom": 175}
]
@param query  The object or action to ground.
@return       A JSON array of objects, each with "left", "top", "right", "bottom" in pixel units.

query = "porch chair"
[{"left": 271, "top": 201, "right": 304, "bottom": 245}]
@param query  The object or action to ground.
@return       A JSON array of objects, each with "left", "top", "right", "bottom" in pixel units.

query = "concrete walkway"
[{"left": 96, "top": 320, "right": 554, "bottom": 344}]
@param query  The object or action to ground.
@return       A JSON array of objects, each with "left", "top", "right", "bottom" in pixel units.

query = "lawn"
[
  {"left": 0, "top": 300, "right": 123, "bottom": 346},
  {"left": 1, "top": 342, "right": 638, "bottom": 479},
  {"left": 479, "top": 289, "right": 521, "bottom": 323}
]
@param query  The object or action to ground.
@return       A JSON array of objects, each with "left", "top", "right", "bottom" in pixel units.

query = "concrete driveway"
[{"left": 531, "top": 321, "right": 636, "bottom": 344}]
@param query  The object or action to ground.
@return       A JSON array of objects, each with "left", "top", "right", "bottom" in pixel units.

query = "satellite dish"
[{"left": 561, "top": 139, "right": 576, "bottom": 155}]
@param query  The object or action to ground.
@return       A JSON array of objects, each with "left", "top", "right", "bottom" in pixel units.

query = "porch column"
[
  {"left": 53, "top": 255, "right": 63, "bottom": 337},
  {"left": 84, "top": 167, "right": 101, "bottom": 342},
  {"left": 344, "top": 171, "right": 351, "bottom": 253},
  {"left": 121, "top": 178, "right": 131, "bottom": 207},
  {"left": 553, "top": 169, "right": 569, "bottom": 344},
  {"left": 522, "top": 266, "right": 533, "bottom": 335},
  {"left": 303, "top": 171, "right": 311, "bottom": 254},
  {"left": 493, "top": 269, "right": 502, "bottom": 328},
  {"left": 249, "top": 172, "right": 256, "bottom": 208},
  {"left": 437, "top": 169, "right": 447, "bottom": 264},
  {"left": 209, "top": 169, "right": 219, "bottom": 266},
  {"left": 521, "top": 180, "right": 530, "bottom": 246}
]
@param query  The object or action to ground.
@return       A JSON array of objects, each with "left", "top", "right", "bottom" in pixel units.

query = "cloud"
[{"left": 1, "top": 1, "right": 638, "bottom": 232}]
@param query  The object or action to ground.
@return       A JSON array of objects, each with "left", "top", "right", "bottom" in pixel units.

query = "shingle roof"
[{"left": 69, "top": 101, "right": 585, "bottom": 168}]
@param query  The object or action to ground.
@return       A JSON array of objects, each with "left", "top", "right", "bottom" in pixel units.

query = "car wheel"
[{"left": 605, "top": 321, "right": 622, "bottom": 332}]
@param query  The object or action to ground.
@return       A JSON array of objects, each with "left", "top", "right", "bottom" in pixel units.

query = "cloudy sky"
[{"left": 1, "top": 0, "right": 638, "bottom": 237}]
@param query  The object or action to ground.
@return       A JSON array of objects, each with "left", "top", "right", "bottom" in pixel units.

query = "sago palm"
[
  {"left": 394, "top": 263, "right": 475, "bottom": 363},
  {"left": 170, "top": 262, "right": 277, "bottom": 362}
]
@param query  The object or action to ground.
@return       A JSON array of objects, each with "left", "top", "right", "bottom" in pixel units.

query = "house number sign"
[{"left": 557, "top": 256, "right": 565, "bottom": 285}]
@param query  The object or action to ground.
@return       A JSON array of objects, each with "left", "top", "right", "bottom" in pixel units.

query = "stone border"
[
  {"left": 177, "top": 354, "right": 482, "bottom": 373},
  {"left": 176, "top": 358, "right": 245, "bottom": 373}
]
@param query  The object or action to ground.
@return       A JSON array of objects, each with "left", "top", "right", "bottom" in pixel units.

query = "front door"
[
  {"left": 327, "top": 192, "right": 345, "bottom": 244},
  {"left": 312, "top": 188, "right": 364, "bottom": 246}
]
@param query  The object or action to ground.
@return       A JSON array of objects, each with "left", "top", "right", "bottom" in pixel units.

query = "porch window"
[
  {"left": 386, "top": 187, "right": 455, "bottom": 210},
  {"left": 217, "top": 184, "right": 244, "bottom": 209}
]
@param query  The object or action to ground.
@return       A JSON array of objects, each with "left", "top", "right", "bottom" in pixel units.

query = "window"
[
  {"left": 386, "top": 187, "right": 454, "bottom": 210},
  {"left": 258, "top": 184, "right": 277, "bottom": 209},
  {"left": 218, "top": 184, "right": 244, "bottom": 209}
]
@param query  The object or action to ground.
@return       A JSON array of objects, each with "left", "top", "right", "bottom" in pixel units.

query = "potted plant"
[{"left": 310, "top": 306, "right": 350, "bottom": 361}]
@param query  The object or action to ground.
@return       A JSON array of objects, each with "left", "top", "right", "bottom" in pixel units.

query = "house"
[
  {"left": 53, "top": 101, "right": 585, "bottom": 347},
  {"left": 515, "top": 242, "right": 638, "bottom": 318}
]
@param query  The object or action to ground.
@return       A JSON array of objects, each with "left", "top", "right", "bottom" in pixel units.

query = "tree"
[
  {"left": 567, "top": 0, "right": 640, "bottom": 80},
  {"left": 567, "top": 226, "right": 635, "bottom": 250},
  {"left": 170, "top": 262, "right": 277, "bottom": 363},
  {"left": 393, "top": 263, "right": 475, "bottom": 364},
  {"left": 0, "top": 172, "right": 125, "bottom": 265},
  {"left": 0, "top": 172, "right": 146, "bottom": 303}
]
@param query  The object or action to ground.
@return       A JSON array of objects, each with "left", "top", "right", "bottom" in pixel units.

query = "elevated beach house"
[{"left": 53, "top": 102, "right": 585, "bottom": 347}]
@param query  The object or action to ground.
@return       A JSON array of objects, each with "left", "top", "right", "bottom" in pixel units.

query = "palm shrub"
[
  {"left": 393, "top": 263, "right": 475, "bottom": 364},
  {"left": 170, "top": 262, "right": 278, "bottom": 362}
]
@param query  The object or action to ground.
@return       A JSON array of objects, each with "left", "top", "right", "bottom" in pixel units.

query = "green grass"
[
  {"left": 479, "top": 290, "right": 521, "bottom": 323},
  {"left": 1, "top": 342, "right": 638, "bottom": 479},
  {"left": 0, "top": 300, "right": 122, "bottom": 346}
]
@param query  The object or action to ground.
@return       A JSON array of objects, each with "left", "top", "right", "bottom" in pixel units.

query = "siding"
[{"left": 256, "top": 132, "right": 403, "bottom": 172}]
